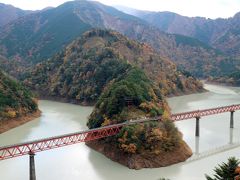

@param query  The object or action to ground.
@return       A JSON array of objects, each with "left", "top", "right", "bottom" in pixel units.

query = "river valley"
[{"left": 0, "top": 83, "right": 240, "bottom": 180}]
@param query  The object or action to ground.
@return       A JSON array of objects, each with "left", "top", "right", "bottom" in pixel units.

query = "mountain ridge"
[
  {"left": 0, "top": 3, "right": 33, "bottom": 27},
  {"left": 0, "top": 0, "right": 234, "bottom": 78},
  {"left": 23, "top": 29, "right": 204, "bottom": 104},
  {"left": 117, "top": 6, "right": 240, "bottom": 58}
]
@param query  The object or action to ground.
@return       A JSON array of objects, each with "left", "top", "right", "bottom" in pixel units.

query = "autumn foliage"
[
  {"left": 87, "top": 64, "right": 181, "bottom": 155},
  {"left": 0, "top": 70, "right": 38, "bottom": 120}
]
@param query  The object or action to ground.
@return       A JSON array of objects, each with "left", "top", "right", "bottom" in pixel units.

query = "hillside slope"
[
  {"left": 0, "top": 70, "right": 38, "bottom": 121},
  {"left": 23, "top": 29, "right": 204, "bottom": 104},
  {"left": 208, "top": 71, "right": 240, "bottom": 86},
  {"left": 120, "top": 7, "right": 240, "bottom": 58},
  {"left": 0, "top": 2, "right": 92, "bottom": 64},
  {"left": 0, "top": 0, "right": 232, "bottom": 77},
  {"left": 0, "top": 55, "right": 28, "bottom": 77},
  {"left": 86, "top": 66, "right": 192, "bottom": 169},
  {"left": 0, "top": 3, "right": 32, "bottom": 27}
]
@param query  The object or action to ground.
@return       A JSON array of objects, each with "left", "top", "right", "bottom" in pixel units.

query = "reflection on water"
[
  {"left": 195, "top": 137, "right": 200, "bottom": 154},
  {"left": 189, "top": 128, "right": 238, "bottom": 162},
  {"left": 0, "top": 83, "right": 240, "bottom": 180},
  {"left": 229, "top": 128, "right": 233, "bottom": 144},
  {"left": 204, "top": 84, "right": 239, "bottom": 95}
]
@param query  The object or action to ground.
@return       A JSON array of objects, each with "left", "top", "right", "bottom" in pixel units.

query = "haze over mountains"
[
  {"left": 0, "top": 0, "right": 239, "bottom": 79},
  {"left": 0, "top": 3, "right": 32, "bottom": 27},
  {"left": 117, "top": 6, "right": 240, "bottom": 58}
]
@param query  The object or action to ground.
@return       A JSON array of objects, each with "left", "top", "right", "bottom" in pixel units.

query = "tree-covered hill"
[
  {"left": 23, "top": 29, "right": 204, "bottom": 104},
  {"left": 0, "top": 0, "right": 233, "bottom": 77},
  {"left": 0, "top": 70, "right": 38, "bottom": 120},
  {"left": 208, "top": 71, "right": 240, "bottom": 86},
  {"left": 0, "top": 55, "right": 28, "bottom": 77},
  {"left": 87, "top": 67, "right": 167, "bottom": 128},
  {"left": 86, "top": 64, "right": 192, "bottom": 169}
]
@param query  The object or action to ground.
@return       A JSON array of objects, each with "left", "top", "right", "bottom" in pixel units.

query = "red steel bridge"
[
  {"left": 171, "top": 104, "right": 240, "bottom": 121},
  {"left": 1, "top": 104, "right": 240, "bottom": 180},
  {"left": 0, "top": 104, "right": 239, "bottom": 161}
]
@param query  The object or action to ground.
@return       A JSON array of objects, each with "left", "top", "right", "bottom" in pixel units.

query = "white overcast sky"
[{"left": 1, "top": 0, "right": 240, "bottom": 19}]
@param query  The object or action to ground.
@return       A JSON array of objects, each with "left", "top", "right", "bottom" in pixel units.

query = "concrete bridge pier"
[
  {"left": 29, "top": 152, "right": 36, "bottom": 180},
  {"left": 195, "top": 116, "right": 200, "bottom": 137},
  {"left": 230, "top": 111, "right": 235, "bottom": 128}
]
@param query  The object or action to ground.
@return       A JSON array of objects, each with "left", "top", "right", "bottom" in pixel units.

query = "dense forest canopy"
[
  {"left": 23, "top": 29, "right": 204, "bottom": 105},
  {"left": 0, "top": 70, "right": 37, "bottom": 119}
]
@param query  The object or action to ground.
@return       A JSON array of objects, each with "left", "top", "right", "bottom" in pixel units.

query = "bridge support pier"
[
  {"left": 29, "top": 152, "right": 36, "bottom": 180},
  {"left": 230, "top": 111, "right": 234, "bottom": 128},
  {"left": 195, "top": 117, "right": 200, "bottom": 137}
]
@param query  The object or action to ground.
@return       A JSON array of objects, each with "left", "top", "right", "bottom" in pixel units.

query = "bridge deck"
[
  {"left": 171, "top": 104, "right": 240, "bottom": 121},
  {"left": 0, "top": 104, "right": 239, "bottom": 160}
]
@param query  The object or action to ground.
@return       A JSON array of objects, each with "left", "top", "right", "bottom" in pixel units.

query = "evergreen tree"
[{"left": 205, "top": 157, "right": 240, "bottom": 180}]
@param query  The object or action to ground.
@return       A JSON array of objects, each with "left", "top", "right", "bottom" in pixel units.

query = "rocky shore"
[
  {"left": 0, "top": 110, "right": 41, "bottom": 134},
  {"left": 86, "top": 139, "right": 192, "bottom": 170}
]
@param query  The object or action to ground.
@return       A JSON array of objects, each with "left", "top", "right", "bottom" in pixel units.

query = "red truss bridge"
[
  {"left": 0, "top": 118, "right": 155, "bottom": 161},
  {"left": 0, "top": 104, "right": 240, "bottom": 161},
  {"left": 171, "top": 104, "right": 240, "bottom": 121}
]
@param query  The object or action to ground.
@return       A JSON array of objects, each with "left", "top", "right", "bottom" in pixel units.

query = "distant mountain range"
[
  {"left": 0, "top": 3, "right": 32, "bottom": 27},
  {"left": 117, "top": 6, "right": 240, "bottom": 58},
  {"left": 0, "top": 0, "right": 239, "bottom": 78}
]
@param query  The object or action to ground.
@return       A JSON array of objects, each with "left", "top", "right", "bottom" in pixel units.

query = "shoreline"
[
  {"left": 86, "top": 140, "right": 192, "bottom": 170},
  {"left": 205, "top": 80, "right": 240, "bottom": 88},
  {"left": 35, "top": 91, "right": 95, "bottom": 106},
  {"left": 166, "top": 88, "right": 207, "bottom": 98},
  {"left": 37, "top": 88, "right": 206, "bottom": 106},
  {"left": 0, "top": 110, "right": 41, "bottom": 134}
]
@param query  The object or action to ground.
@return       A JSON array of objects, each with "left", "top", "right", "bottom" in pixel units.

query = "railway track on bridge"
[{"left": 0, "top": 104, "right": 240, "bottom": 161}]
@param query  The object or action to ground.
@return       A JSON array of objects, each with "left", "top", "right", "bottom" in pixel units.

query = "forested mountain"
[
  {"left": 0, "top": 70, "right": 38, "bottom": 120},
  {"left": 0, "top": 3, "right": 32, "bottom": 27},
  {"left": 86, "top": 65, "right": 192, "bottom": 169},
  {"left": 118, "top": 7, "right": 240, "bottom": 58},
  {"left": 0, "top": 55, "right": 28, "bottom": 77},
  {"left": 0, "top": 0, "right": 233, "bottom": 77},
  {"left": 208, "top": 71, "right": 240, "bottom": 86},
  {"left": 0, "top": 1, "right": 92, "bottom": 64},
  {"left": 23, "top": 29, "right": 203, "bottom": 104}
]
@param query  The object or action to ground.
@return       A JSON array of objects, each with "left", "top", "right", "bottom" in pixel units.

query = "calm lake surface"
[{"left": 0, "top": 83, "right": 240, "bottom": 180}]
